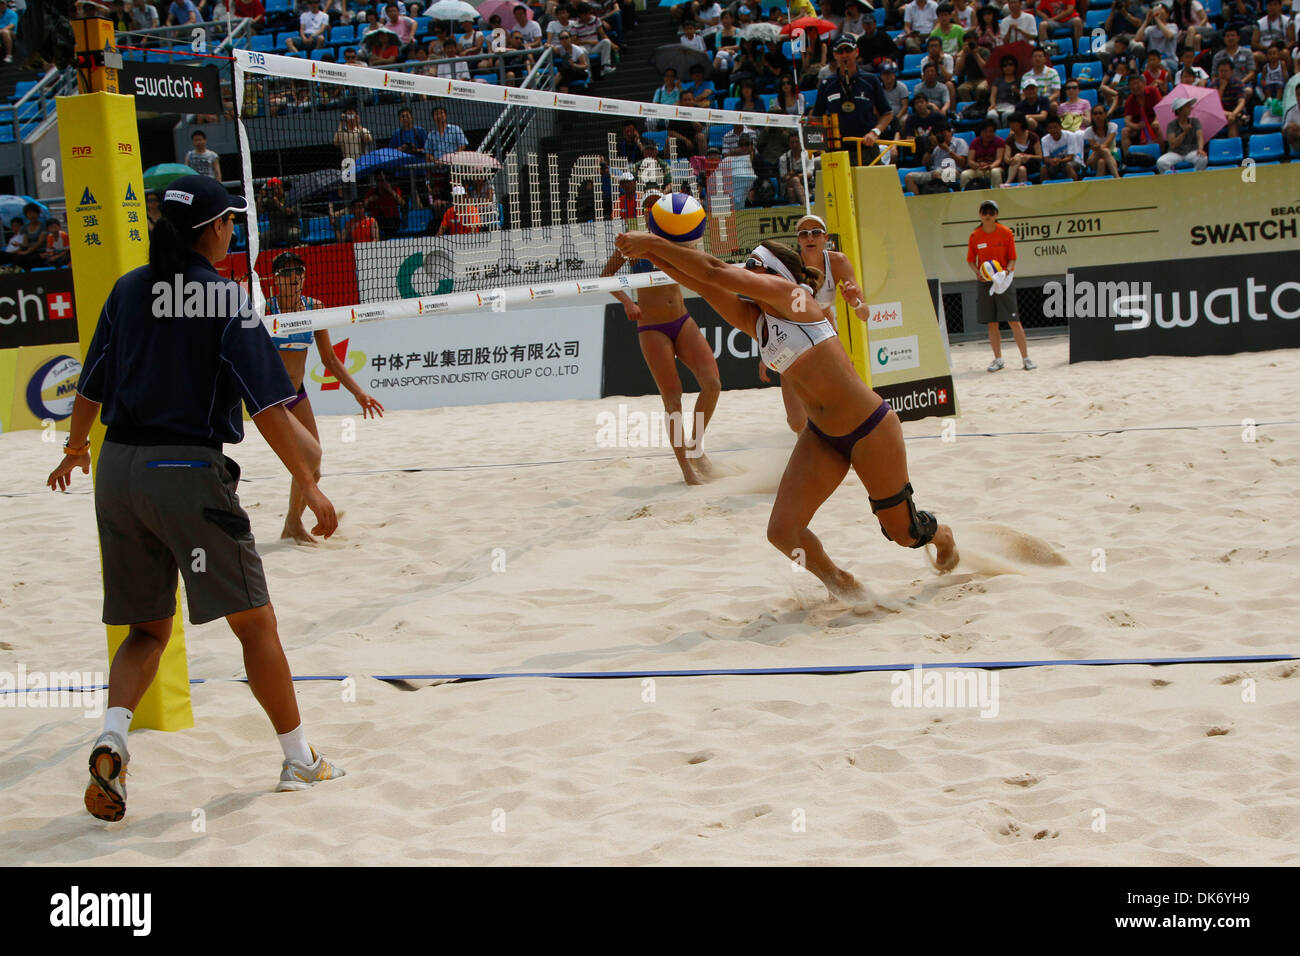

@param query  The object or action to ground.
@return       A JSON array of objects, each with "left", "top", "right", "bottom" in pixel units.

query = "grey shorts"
[
  {"left": 977, "top": 284, "right": 1020, "bottom": 325},
  {"left": 94, "top": 442, "right": 270, "bottom": 626}
]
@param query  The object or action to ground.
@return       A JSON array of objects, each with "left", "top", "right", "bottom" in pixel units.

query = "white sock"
[
  {"left": 277, "top": 724, "right": 313, "bottom": 766},
  {"left": 104, "top": 707, "right": 132, "bottom": 741}
]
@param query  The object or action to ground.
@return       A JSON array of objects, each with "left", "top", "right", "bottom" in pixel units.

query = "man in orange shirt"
[
  {"left": 967, "top": 199, "right": 1035, "bottom": 372},
  {"left": 337, "top": 199, "right": 379, "bottom": 243}
]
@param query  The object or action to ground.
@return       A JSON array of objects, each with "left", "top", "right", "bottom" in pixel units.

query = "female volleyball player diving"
[
  {"left": 614, "top": 231, "right": 960, "bottom": 596},
  {"left": 266, "top": 251, "right": 385, "bottom": 543},
  {"left": 758, "top": 213, "right": 872, "bottom": 433},
  {"left": 600, "top": 190, "right": 721, "bottom": 485}
]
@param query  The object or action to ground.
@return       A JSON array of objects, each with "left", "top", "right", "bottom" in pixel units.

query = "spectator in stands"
[
  {"left": 1283, "top": 73, "right": 1300, "bottom": 152},
  {"left": 547, "top": 5, "right": 574, "bottom": 47},
  {"left": 1177, "top": 46, "right": 1210, "bottom": 85},
  {"left": 1003, "top": 111, "right": 1043, "bottom": 182},
  {"left": 1022, "top": 46, "right": 1063, "bottom": 102},
  {"left": 1, "top": 216, "right": 28, "bottom": 270},
  {"left": 839, "top": 1, "right": 872, "bottom": 42},
  {"left": 971, "top": 4, "right": 1001, "bottom": 51},
  {"left": 652, "top": 67, "right": 682, "bottom": 108},
  {"left": 1100, "top": 57, "right": 1136, "bottom": 114},
  {"left": 858, "top": 13, "right": 899, "bottom": 71},
  {"left": 129, "top": 0, "right": 160, "bottom": 38},
  {"left": 1139, "top": 4, "right": 1179, "bottom": 68},
  {"left": 962, "top": 119, "right": 1005, "bottom": 188},
  {"left": 336, "top": 198, "right": 379, "bottom": 242},
  {"left": 574, "top": 2, "right": 618, "bottom": 77},
  {"left": 1, "top": 204, "right": 47, "bottom": 270},
  {"left": 1036, "top": 0, "right": 1083, "bottom": 47},
  {"left": 1103, "top": 33, "right": 1139, "bottom": 76},
  {"left": 459, "top": 18, "right": 496, "bottom": 73},
  {"left": 897, "top": 90, "right": 947, "bottom": 162},
  {"left": 1120, "top": 75, "right": 1162, "bottom": 156},
  {"left": 712, "top": 131, "right": 757, "bottom": 207},
  {"left": 951, "top": 0, "right": 975, "bottom": 31},
  {"left": 766, "top": 73, "right": 800, "bottom": 114},
  {"left": 167, "top": 0, "right": 200, "bottom": 26},
  {"left": 990, "top": 54, "right": 1023, "bottom": 123},
  {"left": 879, "top": 61, "right": 910, "bottom": 129},
  {"left": 185, "top": 130, "right": 222, "bottom": 180},
  {"left": 812, "top": 37, "right": 895, "bottom": 163},
  {"left": 364, "top": 172, "right": 403, "bottom": 238},
  {"left": 1036, "top": 119, "right": 1087, "bottom": 190},
  {"left": 429, "top": 38, "right": 471, "bottom": 78},
  {"left": 287, "top": 0, "right": 330, "bottom": 53},
  {"left": 145, "top": 192, "right": 162, "bottom": 233},
  {"left": 381, "top": 2, "right": 416, "bottom": 56},
  {"left": 635, "top": 137, "right": 670, "bottom": 188},
  {"left": 1058, "top": 79, "right": 1091, "bottom": 129},
  {"left": 424, "top": 106, "right": 467, "bottom": 159},
  {"left": 553, "top": 31, "right": 591, "bottom": 91},
  {"left": 1103, "top": 1, "right": 1147, "bottom": 67},
  {"left": 512, "top": 5, "right": 542, "bottom": 48},
  {"left": 923, "top": 35, "right": 957, "bottom": 99},
  {"left": 391, "top": 106, "right": 427, "bottom": 154},
  {"left": 1257, "top": 42, "right": 1290, "bottom": 102},
  {"left": 367, "top": 28, "right": 403, "bottom": 66},
  {"left": 1169, "top": 0, "right": 1214, "bottom": 53},
  {"left": 342, "top": 46, "right": 361, "bottom": 65},
  {"left": 616, "top": 121, "right": 643, "bottom": 164},
  {"left": 334, "top": 107, "right": 374, "bottom": 164},
  {"left": 1143, "top": 47, "right": 1173, "bottom": 94},
  {"left": 902, "top": 0, "right": 940, "bottom": 53},
  {"left": 1214, "top": 58, "right": 1250, "bottom": 136},
  {"left": 734, "top": 76, "right": 765, "bottom": 113},
  {"left": 1000, "top": 0, "right": 1038, "bottom": 45},
  {"left": 712, "top": 11, "right": 742, "bottom": 74},
  {"left": 439, "top": 179, "right": 497, "bottom": 235},
  {"left": 1253, "top": 0, "right": 1294, "bottom": 69},
  {"left": 259, "top": 178, "right": 300, "bottom": 246},
  {"left": 685, "top": 63, "right": 716, "bottom": 106},
  {"left": 955, "top": 24, "right": 991, "bottom": 101},
  {"left": 679, "top": 19, "right": 706, "bottom": 53},
  {"left": 1156, "top": 94, "right": 1208, "bottom": 170},
  {"left": 38, "top": 219, "right": 71, "bottom": 268},
  {"left": 668, "top": 90, "right": 707, "bottom": 157},
  {"left": 232, "top": 0, "right": 265, "bottom": 30},
  {"left": 931, "top": 4, "right": 966, "bottom": 56},
  {"left": 0, "top": 0, "right": 16, "bottom": 63},
  {"left": 1083, "top": 103, "right": 1122, "bottom": 176},
  {"left": 915, "top": 61, "right": 952, "bottom": 114},
  {"left": 722, "top": 121, "right": 756, "bottom": 155},
  {"left": 778, "top": 132, "right": 807, "bottom": 205},
  {"left": 905, "top": 124, "right": 967, "bottom": 192},
  {"left": 1213, "top": 26, "right": 1257, "bottom": 86},
  {"left": 1016, "top": 79, "right": 1053, "bottom": 130}
]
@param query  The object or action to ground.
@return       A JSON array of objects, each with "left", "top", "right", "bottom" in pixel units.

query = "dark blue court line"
[{"left": 5, "top": 654, "right": 1293, "bottom": 695}]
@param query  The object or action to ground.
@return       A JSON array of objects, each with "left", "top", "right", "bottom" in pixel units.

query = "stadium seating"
[
  {"left": 1072, "top": 61, "right": 1102, "bottom": 87},
  {"left": 401, "top": 209, "right": 434, "bottom": 235},
  {"left": 1253, "top": 104, "right": 1283, "bottom": 128},
  {"left": 1127, "top": 144, "right": 1160, "bottom": 163},
  {"left": 1208, "top": 138, "right": 1243, "bottom": 165},
  {"left": 302, "top": 217, "right": 334, "bottom": 244},
  {"left": 1084, "top": 9, "right": 1109, "bottom": 30},
  {"left": 1247, "top": 133, "right": 1284, "bottom": 163}
]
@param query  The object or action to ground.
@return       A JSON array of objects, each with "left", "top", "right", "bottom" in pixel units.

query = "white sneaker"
[
  {"left": 1023, "top": 357, "right": 1037, "bottom": 370},
  {"left": 987, "top": 357, "right": 1005, "bottom": 372},
  {"left": 275, "top": 747, "right": 346, "bottom": 792},
  {"left": 85, "top": 731, "right": 129, "bottom": 821}
]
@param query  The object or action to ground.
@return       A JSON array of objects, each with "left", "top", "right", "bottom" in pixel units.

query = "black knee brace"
[{"left": 869, "top": 482, "right": 938, "bottom": 548}]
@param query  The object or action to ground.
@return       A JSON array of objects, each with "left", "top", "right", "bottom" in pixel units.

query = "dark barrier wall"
[
  {"left": 601, "top": 295, "right": 778, "bottom": 398},
  {"left": 0, "top": 269, "right": 79, "bottom": 350},
  {"left": 1068, "top": 250, "right": 1300, "bottom": 363}
]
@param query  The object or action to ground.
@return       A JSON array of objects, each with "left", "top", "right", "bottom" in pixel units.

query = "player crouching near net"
[
  {"left": 601, "top": 189, "right": 722, "bottom": 485},
  {"left": 46, "top": 176, "right": 346, "bottom": 821},
  {"left": 760, "top": 214, "right": 873, "bottom": 433},
  {"left": 614, "top": 230, "right": 960, "bottom": 599}
]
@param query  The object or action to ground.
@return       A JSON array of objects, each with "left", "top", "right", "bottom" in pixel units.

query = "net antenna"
[{"left": 232, "top": 50, "right": 806, "bottom": 337}]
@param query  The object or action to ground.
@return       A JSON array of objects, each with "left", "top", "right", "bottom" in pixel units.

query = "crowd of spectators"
[{"left": 0, "top": 203, "right": 70, "bottom": 272}]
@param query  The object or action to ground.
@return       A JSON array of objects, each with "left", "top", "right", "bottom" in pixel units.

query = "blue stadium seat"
[
  {"left": 1123, "top": 170, "right": 1155, "bottom": 178},
  {"left": 0, "top": 125, "right": 13, "bottom": 144},
  {"left": 723, "top": 96, "right": 740, "bottom": 111},
  {"left": 1080, "top": 89, "right": 1098, "bottom": 107},
  {"left": 642, "top": 129, "right": 668, "bottom": 150},
  {"left": 401, "top": 209, "right": 433, "bottom": 235},
  {"left": 1208, "top": 138, "right": 1242, "bottom": 165},
  {"left": 1128, "top": 143, "right": 1160, "bottom": 162},
  {"left": 310, "top": 48, "right": 331, "bottom": 60},
  {"left": 330, "top": 25, "right": 356, "bottom": 45},
  {"left": 1204, "top": 0, "right": 1222, "bottom": 16},
  {"left": 781, "top": 41, "right": 793, "bottom": 61},
  {"left": 1050, "top": 39, "right": 1074, "bottom": 63},
  {"left": 1247, "top": 132, "right": 1283, "bottom": 161},
  {"left": 707, "top": 124, "right": 726, "bottom": 147},
  {"left": 1112, "top": 117, "right": 1125, "bottom": 136},
  {"left": 995, "top": 127, "right": 1010, "bottom": 140},
  {"left": 1084, "top": 9, "right": 1109, "bottom": 29},
  {"left": 265, "top": 0, "right": 291, "bottom": 10},
  {"left": 250, "top": 34, "right": 275, "bottom": 52},
  {"left": 10, "top": 81, "right": 37, "bottom": 102},
  {"left": 954, "top": 130, "right": 975, "bottom": 144},
  {"left": 1072, "top": 60, "right": 1102, "bottom": 86},
  {"left": 414, "top": 16, "right": 432, "bottom": 38},
  {"left": 897, "top": 165, "right": 911, "bottom": 192},
  {"left": 902, "top": 54, "right": 926, "bottom": 77},
  {"left": 1253, "top": 104, "right": 1283, "bottom": 128},
  {"left": 302, "top": 217, "right": 334, "bottom": 243}
]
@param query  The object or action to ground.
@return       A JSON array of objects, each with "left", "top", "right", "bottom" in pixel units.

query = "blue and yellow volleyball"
[{"left": 647, "top": 192, "right": 707, "bottom": 242}]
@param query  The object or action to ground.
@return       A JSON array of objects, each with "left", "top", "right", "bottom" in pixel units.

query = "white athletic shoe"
[
  {"left": 987, "top": 357, "right": 1005, "bottom": 372},
  {"left": 275, "top": 747, "right": 346, "bottom": 792},
  {"left": 85, "top": 731, "right": 129, "bottom": 822},
  {"left": 1023, "top": 357, "right": 1037, "bottom": 370}
]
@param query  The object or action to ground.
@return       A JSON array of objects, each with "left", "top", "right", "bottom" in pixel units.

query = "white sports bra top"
[
  {"left": 814, "top": 249, "right": 836, "bottom": 317},
  {"left": 757, "top": 306, "right": 838, "bottom": 373}
]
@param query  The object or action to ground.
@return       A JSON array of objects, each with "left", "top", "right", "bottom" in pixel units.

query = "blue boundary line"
[{"left": 4, "top": 654, "right": 1293, "bottom": 694}]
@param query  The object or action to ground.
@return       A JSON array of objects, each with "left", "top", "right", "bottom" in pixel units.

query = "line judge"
[{"left": 47, "top": 175, "right": 347, "bottom": 822}]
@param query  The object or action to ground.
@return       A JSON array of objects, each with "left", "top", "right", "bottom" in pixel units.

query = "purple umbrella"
[{"left": 1154, "top": 83, "right": 1227, "bottom": 142}]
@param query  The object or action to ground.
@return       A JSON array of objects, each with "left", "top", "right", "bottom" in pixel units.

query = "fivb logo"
[{"left": 50, "top": 887, "right": 151, "bottom": 936}]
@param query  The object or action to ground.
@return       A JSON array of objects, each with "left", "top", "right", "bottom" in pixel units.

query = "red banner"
[{"left": 217, "top": 241, "right": 359, "bottom": 310}]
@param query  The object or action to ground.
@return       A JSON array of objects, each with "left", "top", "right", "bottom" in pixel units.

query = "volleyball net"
[{"left": 232, "top": 50, "right": 809, "bottom": 336}]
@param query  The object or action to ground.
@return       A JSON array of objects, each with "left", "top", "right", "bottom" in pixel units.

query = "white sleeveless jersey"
[
  {"left": 757, "top": 305, "right": 838, "bottom": 373},
  {"left": 813, "top": 249, "right": 837, "bottom": 318}
]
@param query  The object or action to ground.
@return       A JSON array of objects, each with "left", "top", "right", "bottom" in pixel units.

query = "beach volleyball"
[
  {"left": 979, "top": 259, "right": 1003, "bottom": 283},
  {"left": 647, "top": 192, "right": 707, "bottom": 242}
]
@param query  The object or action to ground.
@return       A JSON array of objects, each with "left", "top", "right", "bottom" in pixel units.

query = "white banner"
[{"left": 303, "top": 301, "right": 605, "bottom": 413}]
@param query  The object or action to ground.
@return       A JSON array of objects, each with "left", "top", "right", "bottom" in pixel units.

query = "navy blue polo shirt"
[
  {"left": 77, "top": 252, "right": 296, "bottom": 447},
  {"left": 811, "top": 69, "right": 892, "bottom": 139}
]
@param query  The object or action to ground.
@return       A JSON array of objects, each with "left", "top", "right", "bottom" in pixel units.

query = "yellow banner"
[
  {"left": 2, "top": 345, "right": 80, "bottom": 432},
  {"left": 820, "top": 151, "right": 870, "bottom": 382},
  {"left": 58, "top": 92, "right": 193, "bottom": 733},
  {"left": 906, "top": 164, "right": 1300, "bottom": 284}
]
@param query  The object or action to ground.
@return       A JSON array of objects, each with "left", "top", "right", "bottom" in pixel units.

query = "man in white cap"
[{"left": 1156, "top": 96, "right": 1208, "bottom": 172}]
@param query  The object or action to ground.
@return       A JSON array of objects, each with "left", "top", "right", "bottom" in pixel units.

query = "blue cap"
[{"left": 161, "top": 174, "right": 248, "bottom": 230}]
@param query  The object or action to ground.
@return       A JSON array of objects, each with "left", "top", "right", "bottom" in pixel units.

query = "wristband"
[{"left": 64, "top": 439, "right": 90, "bottom": 455}]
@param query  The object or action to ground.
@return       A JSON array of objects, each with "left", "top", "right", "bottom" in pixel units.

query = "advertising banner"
[
  {"left": 601, "top": 296, "right": 772, "bottom": 398},
  {"left": 121, "top": 61, "right": 224, "bottom": 114},
  {"left": 300, "top": 301, "right": 605, "bottom": 414},
  {"left": 218, "top": 242, "right": 359, "bottom": 310},
  {"left": 1066, "top": 249, "right": 1300, "bottom": 363},
  {"left": 0, "top": 344, "right": 82, "bottom": 433},
  {"left": 905, "top": 164, "right": 1300, "bottom": 284},
  {"left": 0, "top": 268, "right": 78, "bottom": 351}
]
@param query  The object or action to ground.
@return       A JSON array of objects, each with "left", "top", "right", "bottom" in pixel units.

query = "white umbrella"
[
  {"left": 740, "top": 23, "right": 782, "bottom": 43},
  {"left": 428, "top": 0, "right": 481, "bottom": 20}
]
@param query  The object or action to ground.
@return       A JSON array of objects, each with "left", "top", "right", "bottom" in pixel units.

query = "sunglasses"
[
  {"left": 796, "top": 228, "right": 826, "bottom": 238},
  {"left": 743, "top": 257, "right": 775, "bottom": 273}
]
